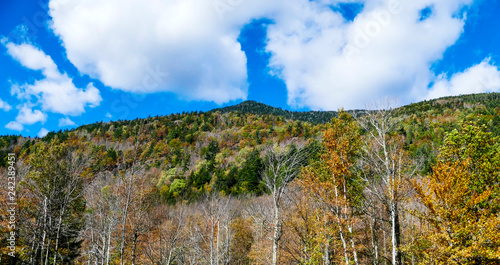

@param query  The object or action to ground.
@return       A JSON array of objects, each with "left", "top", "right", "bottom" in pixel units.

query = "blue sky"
[{"left": 0, "top": 0, "right": 499, "bottom": 137}]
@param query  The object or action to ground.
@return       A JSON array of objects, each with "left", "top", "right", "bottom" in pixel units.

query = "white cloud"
[
  {"left": 16, "top": 106, "right": 47, "bottom": 125},
  {"left": 5, "top": 42, "right": 102, "bottom": 116},
  {"left": 264, "top": 0, "right": 475, "bottom": 109},
  {"left": 59, "top": 117, "right": 76, "bottom": 127},
  {"left": 47, "top": 0, "right": 480, "bottom": 109},
  {"left": 38, "top": 128, "right": 50, "bottom": 138},
  {"left": 0, "top": 98, "right": 12, "bottom": 111},
  {"left": 4, "top": 106, "right": 47, "bottom": 132},
  {"left": 426, "top": 59, "right": 500, "bottom": 100},
  {"left": 5, "top": 121, "right": 23, "bottom": 131},
  {"left": 48, "top": 0, "right": 277, "bottom": 104},
  {"left": 106, "top": 113, "right": 113, "bottom": 119},
  {"left": 24, "top": 80, "right": 101, "bottom": 115},
  {"left": 4, "top": 42, "right": 60, "bottom": 79}
]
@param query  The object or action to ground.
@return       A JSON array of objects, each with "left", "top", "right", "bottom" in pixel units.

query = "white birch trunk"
[{"left": 272, "top": 200, "right": 280, "bottom": 265}]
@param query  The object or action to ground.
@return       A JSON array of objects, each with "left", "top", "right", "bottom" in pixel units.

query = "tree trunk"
[
  {"left": 371, "top": 217, "right": 379, "bottom": 265},
  {"left": 120, "top": 199, "right": 130, "bottom": 265},
  {"left": 272, "top": 200, "right": 280, "bottom": 265},
  {"left": 44, "top": 238, "right": 50, "bottom": 265},
  {"left": 53, "top": 214, "right": 63, "bottom": 265},
  {"left": 29, "top": 235, "right": 37, "bottom": 265},
  {"left": 324, "top": 242, "right": 330, "bottom": 265},
  {"left": 120, "top": 136, "right": 140, "bottom": 265},
  {"left": 216, "top": 220, "right": 220, "bottom": 265},
  {"left": 120, "top": 172, "right": 134, "bottom": 265},
  {"left": 391, "top": 203, "right": 401, "bottom": 265},
  {"left": 343, "top": 185, "right": 359, "bottom": 265},
  {"left": 384, "top": 230, "right": 388, "bottom": 265},
  {"left": 40, "top": 197, "right": 48, "bottom": 265},
  {"left": 349, "top": 225, "right": 359, "bottom": 265},
  {"left": 339, "top": 227, "right": 350, "bottom": 265},
  {"left": 167, "top": 246, "right": 174, "bottom": 265},
  {"left": 131, "top": 231, "right": 138, "bottom": 265},
  {"left": 333, "top": 182, "right": 350, "bottom": 265},
  {"left": 323, "top": 220, "right": 330, "bottom": 265},
  {"left": 106, "top": 224, "right": 112, "bottom": 265},
  {"left": 210, "top": 219, "right": 215, "bottom": 265}
]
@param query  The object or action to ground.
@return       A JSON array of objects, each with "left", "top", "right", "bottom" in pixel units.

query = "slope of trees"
[{"left": 0, "top": 93, "right": 499, "bottom": 264}]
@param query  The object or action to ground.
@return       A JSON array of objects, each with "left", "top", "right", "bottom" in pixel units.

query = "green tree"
[
  {"left": 239, "top": 149, "right": 264, "bottom": 194},
  {"left": 438, "top": 121, "right": 500, "bottom": 195}
]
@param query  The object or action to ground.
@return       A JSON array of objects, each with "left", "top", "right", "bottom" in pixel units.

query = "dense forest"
[{"left": 1, "top": 93, "right": 500, "bottom": 264}]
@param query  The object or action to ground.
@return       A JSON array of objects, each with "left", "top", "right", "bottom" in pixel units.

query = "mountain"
[
  {"left": 2, "top": 93, "right": 500, "bottom": 164},
  {"left": 210, "top": 100, "right": 339, "bottom": 123},
  {"left": 1, "top": 92, "right": 499, "bottom": 264}
]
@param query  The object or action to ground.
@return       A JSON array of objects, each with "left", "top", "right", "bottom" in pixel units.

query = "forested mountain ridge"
[
  {"left": 0, "top": 92, "right": 499, "bottom": 264},
  {"left": 1, "top": 92, "right": 499, "bottom": 171},
  {"left": 210, "top": 100, "right": 339, "bottom": 123}
]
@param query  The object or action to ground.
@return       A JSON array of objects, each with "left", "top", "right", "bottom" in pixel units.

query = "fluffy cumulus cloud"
[
  {"left": 426, "top": 59, "right": 500, "bottom": 100},
  {"left": 48, "top": 0, "right": 281, "bottom": 104},
  {"left": 5, "top": 42, "right": 102, "bottom": 116},
  {"left": 3, "top": 41, "right": 101, "bottom": 131},
  {"left": 48, "top": 0, "right": 492, "bottom": 109},
  {"left": 16, "top": 106, "right": 48, "bottom": 124},
  {"left": 5, "top": 122, "right": 23, "bottom": 131},
  {"left": 5, "top": 41, "right": 60, "bottom": 79},
  {"left": 264, "top": 0, "right": 480, "bottom": 109},
  {"left": 5, "top": 105, "right": 48, "bottom": 131}
]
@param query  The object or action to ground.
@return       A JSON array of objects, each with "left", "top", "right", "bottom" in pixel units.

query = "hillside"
[
  {"left": 0, "top": 92, "right": 499, "bottom": 264},
  {"left": 1, "top": 93, "right": 499, "bottom": 170},
  {"left": 1, "top": 93, "right": 500, "bottom": 170}
]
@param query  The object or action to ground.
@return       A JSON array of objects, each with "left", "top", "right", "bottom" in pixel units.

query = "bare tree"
[
  {"left": 261, "top": 141, "right": 314, "bottom": 265},
  {"left": 82, "top": 172, "right": 120, "bottom": 265},
  {"left": 356, "top": 102, "right": 417, "bottom": 265},
  {"left": 244, "top": 196, "right": 274, "bottom": 264},
  {"left": 183, "top": 192, "right": 235, "bottom": 265},
  {"left": 23, "top": 141, "right": 91, "bottom": 265},
  {"left": 142, "top": 205, "right": 187, "bottom": 265},
  {"left": 117, "top": 123, "right": 150, "bottom": 265}
]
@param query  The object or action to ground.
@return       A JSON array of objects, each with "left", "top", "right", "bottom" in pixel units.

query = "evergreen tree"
[{"left": 239, "top": 149, "right": 264, "bottom": 194}]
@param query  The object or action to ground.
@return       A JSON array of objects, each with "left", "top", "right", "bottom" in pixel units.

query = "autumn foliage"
[
  {"left": 412, "top": 122, "right": 500, "bottom": 264},
  {"left": 1, "top": 95, "right": 500, "bottom": 264}
]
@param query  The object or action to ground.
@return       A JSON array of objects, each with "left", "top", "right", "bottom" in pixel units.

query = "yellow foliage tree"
[
  {"left": 412, "top": 122, "right": 500, "bottom": 264},
  {"left": 413, "top": 160, "right": 500, "bottom": 264}
]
